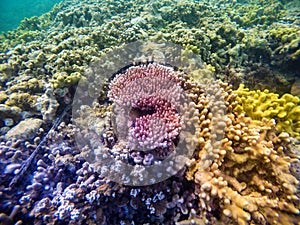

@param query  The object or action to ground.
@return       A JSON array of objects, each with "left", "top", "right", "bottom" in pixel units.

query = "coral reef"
[
  {"left": 108, "top": 63, "right": 182, "bottom": 150},
  {"left": 35, "top": 85, "right": 59, "bottom": 121},
  {"left": 1, "top": 64, "right": 299, "bottom": 224},
  {"left": 0, "top": 0, "right": 299, "bottom": 95},
  {"left": 267, "top": 25, "right": 300, "bottom": 67},
  {"left": 74, "top": 62, "right": 200, "bottom": 186},
  {"left": 0, "top": 0, "right": 299, "bottom": 225},
  {"left": 0, "top": 118, "right": 198, "bottom": 225},
  {"left": 50, "top": 71, "right": 82, "bottom": 89},
  {"left": 5, "top": 118, "right": 43, "bottom": 140}
]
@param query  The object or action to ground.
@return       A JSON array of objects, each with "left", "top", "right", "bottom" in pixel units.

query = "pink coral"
[{"left": 108, "top": 63, "right": 183, "bottom": 151}]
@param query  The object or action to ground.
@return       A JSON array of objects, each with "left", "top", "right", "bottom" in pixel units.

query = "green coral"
[
  {"left": 230, "top": 0, "right": 285, "bottom": 27},
  {"left": 267, "top": 25, "right": 300, "bottom": 64},
  {"left": 9, "top": 78, "right": 44, "bottom": 93},
  {"left": 5, "top": 93, "right": 37, "bottom": 111},
  {"left": 234, "top": 84, "right": 300, "bottom": 139},
  {"left": 50, "top": 71, "right": 82, "bottom": 89},
  {"left": 183, "top": 43, "right": 200, "bottom": 55}
]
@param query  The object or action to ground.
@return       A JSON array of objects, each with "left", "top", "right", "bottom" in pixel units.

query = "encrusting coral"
[{"left": 233, "top": 84, "right": 300, "bottom": 140}]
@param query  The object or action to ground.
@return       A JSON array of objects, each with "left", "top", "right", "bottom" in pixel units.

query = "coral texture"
[
  {"left": 108, "top": 63, "right": 182, "bottom": 150},
  {"left": 186, "top": 82, "right": 300, "bottom": 225},
  {"left": 0, "top": 0, "right": 299, "bottom": 224},
  {"left": 234, "top": 84, "right": 300, "bottom": 140},
  {"left": 0, "top": 0, "right": 299, "bottom": 97}
]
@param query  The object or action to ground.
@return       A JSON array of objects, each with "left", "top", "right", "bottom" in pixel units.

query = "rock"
[
  {"left": 5, "top": 118, "right": 43, "bottom": 140},
  {"left": 291, "top": 79, "right": 300, "bottom": 97}
]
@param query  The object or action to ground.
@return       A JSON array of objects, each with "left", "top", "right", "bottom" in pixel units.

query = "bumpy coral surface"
[
  {"left": 186, "top": 82, "right": 300, "bottom": 225},
  {"left": 108, "top": 63, "right": 182, "bottom": 150},
  {"left": 234, "top": 84, "right": 300, "bottom": 140}
]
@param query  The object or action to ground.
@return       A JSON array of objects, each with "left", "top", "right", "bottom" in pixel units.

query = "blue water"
[{"left": 0, "top": 0, "right": 63, "bottom": 32}]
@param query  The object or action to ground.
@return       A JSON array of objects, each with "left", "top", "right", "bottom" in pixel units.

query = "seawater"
[{"left": 0, "top": 0, "right": 63, "bottom": 32}]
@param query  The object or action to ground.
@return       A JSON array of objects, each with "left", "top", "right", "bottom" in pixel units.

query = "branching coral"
[
  {"left": 267, "top": 25, "right": 300, "bottom": 65},
  {"left": 108, "top": 63, "right": 183, "bottom": 150},
  {"left": 186, "top": 82, "right": 300, "bottom": 225},
  {"left": 0, "top": 0, "right": 299, "bottom": 224},
  {"left": 233, "top": 84, "right": 300, "bottom": 140},
  {"left": 76, "top": 62, "right": 200, "bottom": 186}
]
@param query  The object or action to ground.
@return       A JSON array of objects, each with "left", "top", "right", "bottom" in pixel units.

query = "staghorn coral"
[{"left": 233, "top": 84, "right": 300, "bottom": 139}]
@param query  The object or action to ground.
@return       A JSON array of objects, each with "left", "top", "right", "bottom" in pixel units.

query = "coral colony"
[
  {"left": 0, "top": 0, "right": 299, "bottom": 225},
  {"left": 108, "top": 63, "right": 183, "bottom": 152}
]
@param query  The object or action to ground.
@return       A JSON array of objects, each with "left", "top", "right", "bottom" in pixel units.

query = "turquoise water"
[{"left": 0, "top": 0, "right": 63, "bottom": 32}]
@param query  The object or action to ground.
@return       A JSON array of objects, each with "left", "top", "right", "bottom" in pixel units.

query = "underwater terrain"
[
  {"left": 0, "top": 0, "right": 300, "bottom": 224},
  {"left": 0, "top": 0, "right": 63, "bottom": 33}
]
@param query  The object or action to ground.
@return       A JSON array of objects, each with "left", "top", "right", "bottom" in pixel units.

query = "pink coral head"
[
  {"left": 108, "top": 63, "right": 183, "bottom": 152},
  {"left": 73, "top": 41, "right": 204, "bottom": 186}
]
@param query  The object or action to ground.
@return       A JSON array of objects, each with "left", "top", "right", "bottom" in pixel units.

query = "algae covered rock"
[
  {"left": 5, "top": 118, "right": 43, "bottom": 140},
  {"left": 291, "top": 79, "right": 300, "bottom": 97}
]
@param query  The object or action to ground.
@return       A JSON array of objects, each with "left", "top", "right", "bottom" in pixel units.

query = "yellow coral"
[
  {"left": 9, "top": 78, "right": 43, "bottom": 93},
  {"left": 233, "top": 84, "right": 300, "bottom": 139},
  {"left": 50, "top": 71, "right": 82, "bottom": 89},
  {"left": 0, "top": 91, "right": 8, "bottom": 103},
  {"left": 186, "top": 82, "right": 300, "bottom": 225},
  {"left": 5, "top": 92, "right": 36, "bottom": 111}
]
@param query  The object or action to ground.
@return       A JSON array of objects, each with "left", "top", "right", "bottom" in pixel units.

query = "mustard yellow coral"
[
  {"left": 9, "top": 78, "right": 43, "bottom": 93},
  {"left": 233, "top": 84, "right": 300, "bottom": 139},
  {"left": 5, "top": 92, "right": 37, "bottom": 111},
  {"left": 185, "top": 81, "right": 300, "bottom": 225},
  {"left": 50, "top": 71, "right": 82, "bottom": 89}
]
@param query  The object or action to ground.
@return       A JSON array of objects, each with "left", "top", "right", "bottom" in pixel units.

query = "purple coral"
[{"left": 108, "top": 63, "right": 183, "bottom": 152}]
